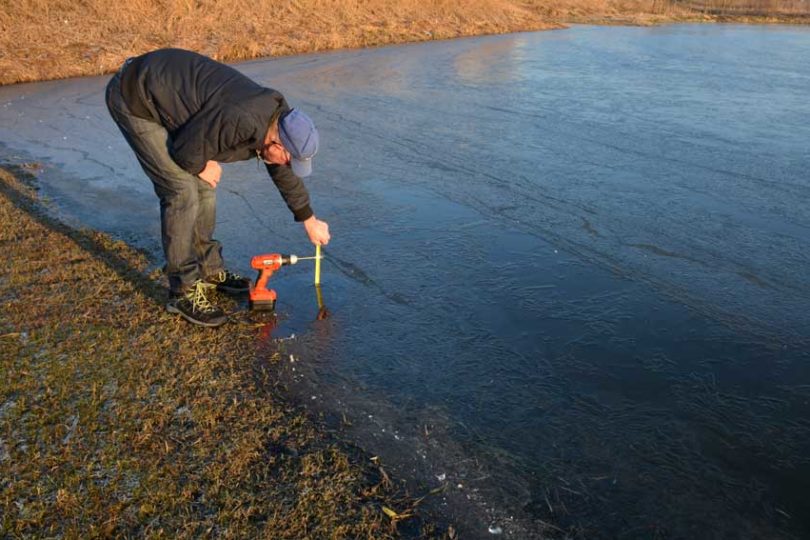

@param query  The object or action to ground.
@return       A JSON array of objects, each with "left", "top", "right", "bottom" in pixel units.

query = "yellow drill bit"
[{"left": 314, "top": 244, "right": 322, "bottom": 285}]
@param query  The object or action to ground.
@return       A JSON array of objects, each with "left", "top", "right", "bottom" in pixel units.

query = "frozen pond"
[{"left": 1, "top": 24, "right": 810, "bottom": 538}]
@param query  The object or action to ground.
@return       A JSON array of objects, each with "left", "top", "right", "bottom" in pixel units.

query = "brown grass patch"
[{"left": 0, "top": 0, "right": 554, "bottom": 85}]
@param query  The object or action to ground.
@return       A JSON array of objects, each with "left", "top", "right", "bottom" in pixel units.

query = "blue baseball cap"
[{"left": 278, "top": 108, "right": 319, "bottom": 177}]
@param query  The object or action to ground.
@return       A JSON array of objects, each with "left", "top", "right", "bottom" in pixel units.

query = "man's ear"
[{"left": 262, "top": 123, "right": 273, "bottom": 145}]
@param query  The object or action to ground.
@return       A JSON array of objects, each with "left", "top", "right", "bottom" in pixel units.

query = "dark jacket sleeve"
[{"left": 265, "top": 163, "right": 313, "bottom": 222}]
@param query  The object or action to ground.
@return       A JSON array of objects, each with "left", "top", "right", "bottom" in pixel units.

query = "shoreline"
[{"left": 0, "top": 162, "right": 445, "bottom": 538}]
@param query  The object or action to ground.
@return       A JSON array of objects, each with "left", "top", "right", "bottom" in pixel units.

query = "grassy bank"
[
  {"left": 1, "top": 0, "right": 807, "bottom": 86},
  {"left": 0, "top": 164, "right": 439, "bottom": 538}
]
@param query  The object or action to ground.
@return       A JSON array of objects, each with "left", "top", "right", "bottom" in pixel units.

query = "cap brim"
[{"left": 291, "top": 157, "right": 312, "bottom": 178}]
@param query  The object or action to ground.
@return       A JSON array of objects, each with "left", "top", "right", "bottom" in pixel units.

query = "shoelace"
[{"left": 187, "top": 281, "right": 217, "bottom": 313}]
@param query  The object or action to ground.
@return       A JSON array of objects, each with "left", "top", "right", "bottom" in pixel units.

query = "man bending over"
[{"left": 106, "top": 48, "right": 330, "bottom": 327}]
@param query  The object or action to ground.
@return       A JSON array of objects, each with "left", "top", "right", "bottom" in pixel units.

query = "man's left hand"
[{"left": 303, "top": 216, "right": 331, "bottom": 246}]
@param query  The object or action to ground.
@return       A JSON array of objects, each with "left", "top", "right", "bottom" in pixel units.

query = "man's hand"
[
  {"left": 198, "top": 160, "right": 222, "bottom": 188},
  {"left": 303, "top": 216, "right": 330, "bottom": 246}
]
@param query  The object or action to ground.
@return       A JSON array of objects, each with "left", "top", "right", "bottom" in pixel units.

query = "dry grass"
[
  {"left": 1, "top": 0, "right": 807, "bottom": 85},
  {"left": 676, "top": 0, "right": 810, "bottom": 11},
  {"left": 0, "top": 0, "right": 552, "bottom": 85},
  {"left": 0, "top": 164, "right": 442, "bottom": 538}
]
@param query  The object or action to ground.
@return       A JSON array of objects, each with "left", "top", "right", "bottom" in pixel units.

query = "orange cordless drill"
[{"left": 249, "top": 253, "right": 300, "bottom": 311}]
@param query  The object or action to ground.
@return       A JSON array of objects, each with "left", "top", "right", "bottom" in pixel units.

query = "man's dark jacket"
[{"left": 120, "top": 48, "right": 312, "bottom": 221}]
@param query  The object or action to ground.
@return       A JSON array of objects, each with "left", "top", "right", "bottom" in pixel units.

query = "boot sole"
[{"left": 166, "top": 303, "right": 228, "bottom": 327}]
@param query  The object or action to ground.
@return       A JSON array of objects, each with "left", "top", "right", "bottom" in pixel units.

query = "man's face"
[
  {"left": 259, "top": 139, "right": 290, "bottom": 166},
  {"left": 259, "top": 123, "right": 291, "bottom": 166}
]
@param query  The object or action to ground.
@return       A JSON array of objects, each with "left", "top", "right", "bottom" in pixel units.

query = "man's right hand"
[
  {"left": 303, "top": 216, "right": 331, "bottom": 246},
  {"left": 198, "top": 160, "right": 222, "bottom": 188}
]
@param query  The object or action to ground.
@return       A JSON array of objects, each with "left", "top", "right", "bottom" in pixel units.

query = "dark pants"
[{"left": 105, "top": 69, "right": 224, "bottom": 294}]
